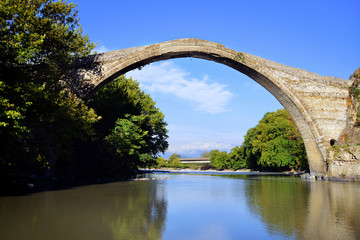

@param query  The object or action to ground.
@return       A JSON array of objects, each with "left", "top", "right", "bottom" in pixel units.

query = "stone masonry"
[{"left": 67, "top": 38, "right": 352, "bottom": 176}]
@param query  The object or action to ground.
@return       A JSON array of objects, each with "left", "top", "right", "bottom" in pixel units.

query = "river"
[{"left": 1, "top": 172, "right": 360, "bottom": 240}]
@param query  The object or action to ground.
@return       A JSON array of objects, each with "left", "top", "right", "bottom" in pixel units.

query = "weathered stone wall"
[
  {"left": 326, "top": 68, "right": 360, "bottom": 179},
  {"left": 327, "top": 146, "right": 360, "bottom": 178},
  {"left": 68, "top": 38, "right": 352, "bottom": 177}
]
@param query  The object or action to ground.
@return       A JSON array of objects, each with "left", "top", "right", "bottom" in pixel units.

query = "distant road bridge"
[{"left": 179, "top": 158, "right": 211, "bottom": 164}]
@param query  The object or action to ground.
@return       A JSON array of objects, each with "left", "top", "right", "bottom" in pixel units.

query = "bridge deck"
[{"left": 180, "top": 158, "right": 211, "bottom": 164}]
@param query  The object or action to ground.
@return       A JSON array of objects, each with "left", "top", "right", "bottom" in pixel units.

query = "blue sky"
[{"left": 75, "top": 0, "right": 360, "bottom": 158}]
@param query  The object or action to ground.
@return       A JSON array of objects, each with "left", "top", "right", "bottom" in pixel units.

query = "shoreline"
[
  {"left": 139, "top": 168, "right": 305, "bottom": 176},
  {"left": 140, "top": 168, "right": 360, "bottom": 182}
]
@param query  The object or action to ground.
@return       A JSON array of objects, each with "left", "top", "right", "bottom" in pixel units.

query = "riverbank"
[
  {"left": 139, "top": 168, "right": 305, "bottom": 176},
  {"left": 142, "top": 168, "right": 360, "bottom": 181}
]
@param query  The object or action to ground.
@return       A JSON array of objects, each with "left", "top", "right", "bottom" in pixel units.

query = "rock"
[
  {"left": 300, "top": 173, "right": 316, "bottom": 180},
  {"left": 309, "top": 174, "right": 316, "bottom": 180},
  {"left": 301, "top": 173, "right": 309, "bottom": 179}
]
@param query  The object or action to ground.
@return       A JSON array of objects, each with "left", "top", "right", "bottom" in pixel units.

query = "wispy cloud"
[
  {"left": 127, "top": 61, "right": 233, "bottom": 114},
  {"left": 168, "top": 141, "right": 234, "bottom": 155},
  {"left": 165, "top": 124, "right": 243, "bottom": 156},
  {"left": 92, "top": 45, "right": 111, "bottom": 54}
]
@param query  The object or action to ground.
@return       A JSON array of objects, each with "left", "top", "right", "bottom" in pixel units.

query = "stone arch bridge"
[{"left": 67, "top": 38, "right": 351, "bottom": 176}]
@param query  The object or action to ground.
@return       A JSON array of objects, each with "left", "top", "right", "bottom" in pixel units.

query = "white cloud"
[
  {"left": 168, "top": 141, "right": 234, "bottom": 155},
  {"left": 126, "top": 61, "right": 233, "bottom": 114},
  {"left": 164, "top": 124, "right": 244, "bottom": 156},
  {"left": 92, "top": 45, "right": 111, "bottom": 54}
]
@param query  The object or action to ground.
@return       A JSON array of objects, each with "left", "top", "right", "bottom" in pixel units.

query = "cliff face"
[{"left": 327, "top": 68, "right": 360, "bottom": 179}]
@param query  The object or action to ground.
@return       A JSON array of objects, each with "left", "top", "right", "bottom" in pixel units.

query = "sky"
[{"left": 74, "top": 0, "right": 360, "bottom": 158}]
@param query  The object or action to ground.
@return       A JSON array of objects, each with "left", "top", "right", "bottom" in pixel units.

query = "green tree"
[
  {"left": 167, "top": 153, "right": 181, "bottom": 168},
  {"left": 231, "top": 109, "right": 308, "bottom": 171},
  {"left": 156, "top": 156, "right": 167, "bottom": 168},
  {"left": 104, "top": 115, "right": 149, "bottom": 170},
  {"left": 81, "top": 76, "right": 168, "bottom": 175},
  {"left": 252, "top": 109, "right": 307, "bottom": 170},
  {"left": 200, "top": 150, "right": 210, "bottom": 158},
  {"left": 228, "top": 146, "right": 247, "bottom": 170},
  {"left": 209, "top": 150, "right": 230, "bottom": 170},
  {"left": 89, "top": 76, "right": 168, "bottom": 155},
  {"left": 0, "top": 0, "right": 98, "bottom": 178},
  {"left": 228, "top": 127, "right": 260, "bottom": 170}
]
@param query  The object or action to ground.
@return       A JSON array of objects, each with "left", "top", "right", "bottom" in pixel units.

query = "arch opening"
[{"left": 82, "top": 39, "right": 326, "bottom": 175}]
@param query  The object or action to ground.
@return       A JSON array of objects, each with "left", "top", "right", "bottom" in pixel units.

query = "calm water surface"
[{"left": 1, "top": 173, "right": 360, "bottom": 240}]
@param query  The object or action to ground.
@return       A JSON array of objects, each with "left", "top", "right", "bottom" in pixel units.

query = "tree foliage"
[
  {"left": 207, "top": 109, "right": 308, "bottom": 171},
  {"left": 209, "top": 150, "right": 230, "bottom": 170},
  {"left": 166, "top": 153, "right": 181, "bottom": 168},
  {"left": 155, "top": 156, "right": 166, "bottom": 168},
  {"left": 0, "top": 1, "right": 168, "bottom": 181},
  {"left": 78, "top": 76, "right": 168, "bottom": 175},
  {"left": 0, "top": 0, "right": 98, "bottom": 178},
  {"left": 200, "top": 150, "right": 210, "bottom": 158},
  {"left": 251, "top": 109, "right": 307, "bottom": 170},
  {"left": 90, "top": 76, "right": 168, "bottom": 157}
]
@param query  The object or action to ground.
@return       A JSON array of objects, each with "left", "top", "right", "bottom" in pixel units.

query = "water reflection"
[
  {"left": 301, "top": 181, "right": 360, "bottom": 240},
  {"left": 245, "top": 176, "right": 360, "bottom": 239},
  {"left": 2, "top": 174, "right": 360, "bottom": 239},
  {"left": 105, "top": 180, "right": 167, "bottom": 240},
  {"left": 0, "top": 180, "right": 167, "bottom": 240}
]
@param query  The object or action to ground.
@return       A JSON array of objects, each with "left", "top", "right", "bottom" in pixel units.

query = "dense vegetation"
[
  {"left": 155, "top": 154, "right": 182, "bottom": 169},
  {"left": 0, "top": 1, "right": 308, "bottom": 187},
  {"left": 0, "top": 0, "right": 168, "bottom": 184},
  {"left": 165, "top": 109, "right": 308, "bottom": 172},
  {"left": 154, "top": 109, "right": 307, "bottom": 172},
  {"left": 76, "top": 76, "right": 168, "bottom": 177},
  {"left": 208, "top": 109, "right": 308, "bottom": 171}
]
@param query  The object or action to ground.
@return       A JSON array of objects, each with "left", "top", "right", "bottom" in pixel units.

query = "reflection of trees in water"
[
  {"left": 0, "top": 180, "right": 167, "bottom": 240},
  {"left": 103, "top": 180, "right": 167, "bottom": 240},
  {"left": 245, "top": 177, "right": 309, "bottom": 238},
  {"left": 245, "top": 177, "right": 360, "bottom": 239}
]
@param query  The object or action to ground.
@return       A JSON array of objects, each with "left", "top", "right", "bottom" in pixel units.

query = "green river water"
[{"left": 1, "top": 172, "right": 360, "bottom": 240}]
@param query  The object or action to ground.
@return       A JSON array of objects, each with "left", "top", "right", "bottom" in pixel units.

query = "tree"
[
  {"left": 0, "top": 0, "right": 98, "bottom": 178},
  {"left": 231, "top": 109, "right": 308, "bottom": 171},
  {"left": 200, "top": 150, "right": 210, "bottom": 158},
  {"left": 228, "top": 127, "right": 259, "bottom": 170},
  {"left": 89, "top": 76, "right": 168, "bottom": 155},
  {"left": 104, "top": 115, "right": 149, "bottom": 170},
  {"left": 156, "top": 156, "right": 167, "bottom": 168},
  {"left": 228, "top": 146, "right": 247, "bottom": 170},
  {"left": 81, "top": 76, "right": 168, "bottom": 175},
  {"left": 209, "top": 150, "right": 230, "bottom": 170},
  {"left": 167, "top": 153, "right": 181, "bottom": 168},
  {"left": 252, "top": 109, "right": 307, "bottom": 170}
]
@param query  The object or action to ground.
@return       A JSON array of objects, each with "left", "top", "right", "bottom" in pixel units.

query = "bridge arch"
[{"left": 74, "top": 38, "right": 348, "bottom": 175}]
